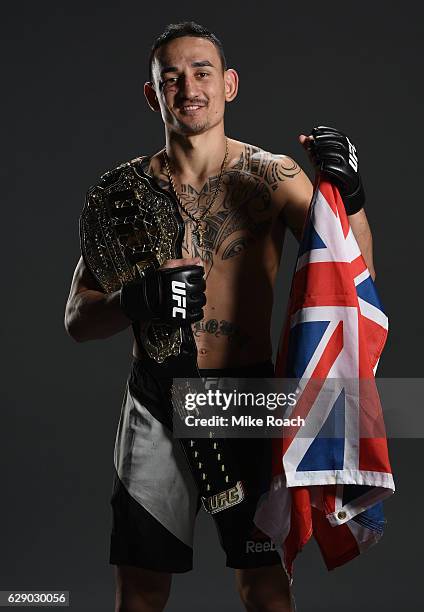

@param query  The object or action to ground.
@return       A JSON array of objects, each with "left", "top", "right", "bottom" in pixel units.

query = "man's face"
[{"left": 149, "top": 36, "right": 232, "bottom": 135}]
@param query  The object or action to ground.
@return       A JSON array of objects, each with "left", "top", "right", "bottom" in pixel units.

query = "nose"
[{"left": 179, "top": 73, "right": 201, "bottom": 100}]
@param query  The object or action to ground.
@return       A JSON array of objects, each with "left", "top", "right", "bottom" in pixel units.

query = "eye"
[
  {"left": 197, "top": 72, "right": 209, "bottom": 78},
  {"left": 160, "top": 77, "right": 179, "bottom": 89}
]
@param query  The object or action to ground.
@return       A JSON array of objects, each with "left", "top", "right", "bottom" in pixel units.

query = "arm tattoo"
[{"left": 233, "top": 145, "right": 301, "bottom": 191}]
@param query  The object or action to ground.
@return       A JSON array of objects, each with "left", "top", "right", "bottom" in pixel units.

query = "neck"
[{"left": 164, "top": 124, "right": 228, "bottom": 180}]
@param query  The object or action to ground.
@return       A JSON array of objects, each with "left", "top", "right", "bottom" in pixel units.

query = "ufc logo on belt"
[
  {"left": 171, "top": 280, "right": 187, "bottom": 319},
  {"left": 347, "top": 137, "right": 358, "bottom": 172}
]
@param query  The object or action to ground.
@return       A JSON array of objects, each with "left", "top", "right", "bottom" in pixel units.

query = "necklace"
[{"left": 162, "top": 138, "right": 229, "bottom": 248}]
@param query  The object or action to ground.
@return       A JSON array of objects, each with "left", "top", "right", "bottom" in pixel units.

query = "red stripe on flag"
[
  {"left": 359, "top": 438, "right": 391, "bottom": 473},
  {"left": 292, "top": 262, "right": 358, "bottom": 310},
  {"left": 351, "top": 254, "right": 367, "bottom": 280},
  {"left": 284, "top": 488, "right": 313, "bottom": 578},
  {"left": 311, "top": 505, "right": 360, "bottom": 570},
  {"left": 359, "top": 315, "right": 388, "bottom": 372},
  {"left": 318, "top": 181, "right": 338, "bottom": 216},
  {"left": 318, "top": 181, "right": 350, "bottom": 238}
]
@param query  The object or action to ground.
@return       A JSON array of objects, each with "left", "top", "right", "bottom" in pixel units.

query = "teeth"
[{"left": 183, "top": 105, "right": 201, "bottom": 110}]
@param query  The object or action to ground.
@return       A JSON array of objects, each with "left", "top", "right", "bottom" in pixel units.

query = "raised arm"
[
  {"left": 274, "top": 130, "right": 376, "bottom": 280},
  {"left": 299, "top": 126, "right": 375, "bottom": 280}
]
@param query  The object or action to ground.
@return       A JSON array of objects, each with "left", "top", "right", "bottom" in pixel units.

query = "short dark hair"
[{"left": 148, "top": 21, "right": 227, "bottom": 81}]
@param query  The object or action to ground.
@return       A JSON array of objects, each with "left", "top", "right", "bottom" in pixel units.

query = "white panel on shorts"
[{"left": 113, "top": 382, "right": 199, "bottom": 547}]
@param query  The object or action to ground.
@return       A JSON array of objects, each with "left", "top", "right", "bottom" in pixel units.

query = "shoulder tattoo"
[{"left": 232, "top": 145, "right": 301, "bottom": 191}]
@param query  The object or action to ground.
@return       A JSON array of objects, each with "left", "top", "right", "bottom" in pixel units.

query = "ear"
[
  {"left": 144, "top": 81, "right": 160, "bottom": 112},
  {"left": 224, "top": 69, "right": 239, "bottom": 102}
]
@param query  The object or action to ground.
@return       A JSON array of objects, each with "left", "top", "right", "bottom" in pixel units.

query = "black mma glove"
[
  {"left": 120, "top": 265, "right": 206, "bottom": 326},
  {"left": 309, "top": 125, "right": 365, "bottom": 215}
]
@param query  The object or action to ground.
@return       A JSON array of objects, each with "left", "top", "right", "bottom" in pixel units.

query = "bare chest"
[{"left": 177, "top": 174, "right": 285, "bottom": 275}]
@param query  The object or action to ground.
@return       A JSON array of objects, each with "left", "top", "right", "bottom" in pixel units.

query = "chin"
[{"left": 180, "top": 121, "right": 210, "bottom": 135}]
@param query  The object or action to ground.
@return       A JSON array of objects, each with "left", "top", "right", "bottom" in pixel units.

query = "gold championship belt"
[
  {"left": 80, "top": 157, "right": 185, "bottom": 363},
  {"left": 79, "top": 157, "right": 245, "bottom": 513}
]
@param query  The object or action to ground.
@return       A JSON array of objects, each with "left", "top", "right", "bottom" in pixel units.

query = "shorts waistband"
[
  {"left": 198, "top": 359, "right": 274, "bottom": 378},
  {"left": 129, "top": 356, "right": 275, "bottom": 380}
]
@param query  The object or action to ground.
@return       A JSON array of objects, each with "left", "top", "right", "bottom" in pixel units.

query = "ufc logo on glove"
[
  {"left": 172, "top": 280, "right": 187, "bottom": 319},
  {"left": 347, "top": 136, "right": 358, "bottom": 172}
]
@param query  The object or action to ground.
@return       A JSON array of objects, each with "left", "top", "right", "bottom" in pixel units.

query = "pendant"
[{"left": 194, "top": 221, "right": 206, "bottom": 248}]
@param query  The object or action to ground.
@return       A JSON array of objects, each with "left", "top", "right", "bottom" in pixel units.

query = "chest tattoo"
[{"left": 142, "top": 145, "right": 300, "bottom": 272}]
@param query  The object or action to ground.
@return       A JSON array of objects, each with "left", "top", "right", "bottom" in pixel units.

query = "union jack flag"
[{"left": 254, "top": 178, "right": 395, "bottom": 580}]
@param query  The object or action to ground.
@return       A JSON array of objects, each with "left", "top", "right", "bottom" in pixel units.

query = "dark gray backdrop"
[{"left": 1, "top": 1, "right": 422, "bottom": 610}]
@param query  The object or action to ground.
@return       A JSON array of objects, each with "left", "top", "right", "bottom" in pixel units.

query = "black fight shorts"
[{"left": 109, "top": 357, "right": 281, "bottom": 573}]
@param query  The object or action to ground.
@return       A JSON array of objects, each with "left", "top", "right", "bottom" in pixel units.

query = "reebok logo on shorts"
[{"left": 245, "top": 540, "right": 276, "bottom": 553}]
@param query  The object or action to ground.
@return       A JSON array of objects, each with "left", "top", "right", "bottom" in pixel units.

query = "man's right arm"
[
  {"left": 64, "top": 256, "right": 207, "bottom": 343},
  {"left": 64, "top": 256, "right": 132, "bottom": 342}
]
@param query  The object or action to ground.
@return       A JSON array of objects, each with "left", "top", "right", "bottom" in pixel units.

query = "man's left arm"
[{"left": 277, "top": 129, "right": 376, "bottom": 280}]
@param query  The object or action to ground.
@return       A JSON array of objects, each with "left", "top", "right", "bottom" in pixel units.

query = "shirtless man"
[{"left": 64, "top": 21, "right": 375, "bottom": 612}]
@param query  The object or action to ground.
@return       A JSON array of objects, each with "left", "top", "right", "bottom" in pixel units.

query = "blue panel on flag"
[
  {"left": 317, "top": 389, "right": 345, "bottom": 438},
  {"left": 297, "top": 438, "right": 345, "bottom": 471},
  {"left": 297, "top": 390, "right": 345, "bottom": 471},
  {"left": 299, "top": 220, "right": 327, "bottom": 256},
  {"left": 287, "top": 320, "right": 330, "bottom": 378},
  {"left": 356, "top": 276, "right": 383, "bottom": 310},
  {"left": 353, "top": 500, "right": 385, "bottom": 533}
]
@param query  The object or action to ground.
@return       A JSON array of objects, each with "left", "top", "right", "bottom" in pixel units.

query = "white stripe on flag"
[{"left": 358, "top": 297, "right": 389, "bottom": 329}]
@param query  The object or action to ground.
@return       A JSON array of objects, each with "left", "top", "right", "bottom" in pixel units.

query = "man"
[{"left": 64, "top": 21, "right": 375, "bottom": 612}]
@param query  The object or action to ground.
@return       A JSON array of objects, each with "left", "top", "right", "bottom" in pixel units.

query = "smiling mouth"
[{"left": 179, "top": 104, "right": 206, "bottom": 112}]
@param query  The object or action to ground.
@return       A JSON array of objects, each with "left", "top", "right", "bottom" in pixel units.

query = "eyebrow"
[{"left": 160, "top": 60, "right": 214, "bottom": 76}]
